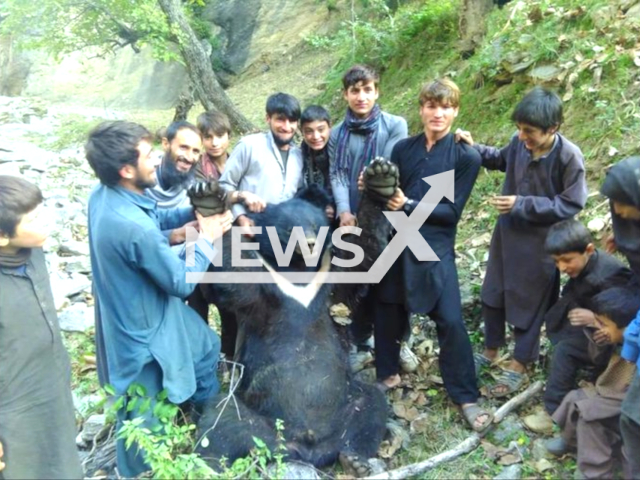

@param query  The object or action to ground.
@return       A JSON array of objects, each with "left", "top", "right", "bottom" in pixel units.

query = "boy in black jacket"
[{"left": 542, "top": 219, "right": 633, "bottom": 416}]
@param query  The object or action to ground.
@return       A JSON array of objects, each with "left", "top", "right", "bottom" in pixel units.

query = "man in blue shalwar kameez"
[{"left": 85, "top": 121, "right": 233, "bottom": 477}]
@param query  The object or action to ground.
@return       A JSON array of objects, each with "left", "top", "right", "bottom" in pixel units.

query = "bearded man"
[
  {"left": 220, "top": 92, "right": 303, "bottom": 229},
  {"left": 146, "top": 120, "right": 202, "bottom": 208}
]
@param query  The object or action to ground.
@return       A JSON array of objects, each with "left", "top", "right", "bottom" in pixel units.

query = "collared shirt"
[
  {"left": 88, "top": 184, "right": 220, "bottom": 403},
  {"left": 219, "top": 131, "right": 303, "bottom": 219}
]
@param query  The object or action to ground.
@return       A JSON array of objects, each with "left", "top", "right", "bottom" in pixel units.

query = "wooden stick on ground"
[{"left": 365, "top": 381, "right": 544, "bottom": 480}]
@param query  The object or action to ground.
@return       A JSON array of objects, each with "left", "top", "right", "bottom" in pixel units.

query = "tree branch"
[{"left": 365, "top": 381, "right": 544, "bottom": 480}]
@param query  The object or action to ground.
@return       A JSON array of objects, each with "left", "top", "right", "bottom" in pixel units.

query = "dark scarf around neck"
[
  {"left": 0, "top": 247, "right": 31, "bottom": 268},
  {"left": 332, "top": 104, "right": 381, "bottom": 184}
]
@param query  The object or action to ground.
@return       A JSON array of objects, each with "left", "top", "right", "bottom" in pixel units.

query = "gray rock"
[
  {"left": 58, "top": 303, "right": 94, "bottom": 332},
  {"left": 267, "top": 462, "right": 320, "bottom": 479},
  {"left": 368, "top": 458, "right": 387, "bottom": 475},
  {"left": 81, "top": 414, "right": 107, "bottom": 444},
  {"left": 0, "top": 150, "right": 27, "bottom": 163},
  {"left": 63, "top": 256, "right": 92, "bottom": 274},
  {"left": 73, "top": 392, "right": 103, "bottom": 417},
  {"left": 494, "top": 464, "right": 522, "bottom": 480},
  {"left": 591, "top": 5, "right": 617, "bottom": 29},
  {"left": 625, "top": 2, "right": 640, "bottom": 22},
  {"left": 490, "top": 414, "right": 522, "bottom": 444},
  {"left": 528, "top": 65, "right": 563, "bottom": 83},
  {"left": 0, "top": 162, "right": 22, "bottom": 176},
  {"left": 531, "top": 438, "right": 553, "bottom": 461},
  {"left": 354, "top": 366, "right": 376, "bottom": 384},
  {"left": 58, "top": 240, "right": 90, "bottom": 257},
  {"left": 619, "top": 0, "right": 640, "bottom": 12},
  {"left": 503, "top": 58, "right": 535, "bottom": 74},
  {"left": 51, "top": 272, "right": 91, "bottom": 299}
]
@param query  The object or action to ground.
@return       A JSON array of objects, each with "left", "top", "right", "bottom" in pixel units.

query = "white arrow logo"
[{"left": 187, "top": 170, "right": 455, "bottom": 284}]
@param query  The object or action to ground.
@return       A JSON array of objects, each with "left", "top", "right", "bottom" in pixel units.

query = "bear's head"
[{"left": 248, "top": 185, "right": 332, "bottom": 272}]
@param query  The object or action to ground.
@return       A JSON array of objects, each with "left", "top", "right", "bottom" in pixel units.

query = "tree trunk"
[
  {"left": 156, "top": 0, "right": 254, "bottom": 134},
  {"left": 172, "top": 82, "right": 195, "bottom": 122},
  {"left": 458, "top": 0, "right": 494, "bottom": 55}
]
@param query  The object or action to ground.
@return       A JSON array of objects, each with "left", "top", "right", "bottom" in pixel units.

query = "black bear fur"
[{"left": 196, "top": 164, "right": 396, "bottom": 470}]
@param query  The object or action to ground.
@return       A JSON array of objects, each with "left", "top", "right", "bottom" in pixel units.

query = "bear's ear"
[{"left": 295, "top": 185, "right": 332, "bottom": 210}]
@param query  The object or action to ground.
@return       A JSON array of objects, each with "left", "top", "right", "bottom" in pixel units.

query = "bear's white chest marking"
[{"left": 258, "top": 250, "right": 331, "bottom": 308}]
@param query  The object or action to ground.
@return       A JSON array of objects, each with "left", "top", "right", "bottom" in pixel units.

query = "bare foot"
[
  {"left": 482, "top": 347, "right": 499, "bottom": 362},
  {"left": 506, "top": 359, "right": 527, "bottom": 374},
  {"left": 461, "top": 403, "right": 494, "bottom": 432},
  {"left": 381, "top": 374, "right": 401, "bottom": 389},
  {"left": 376, "top": 374, "right": 401, "bottom": 393},
  {"left": 489, "top": 362, "right": 529, "bottom": 398}
]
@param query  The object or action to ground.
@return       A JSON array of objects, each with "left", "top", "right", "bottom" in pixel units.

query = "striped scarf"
[{"left": 332, "top": 104, "right": 381, "bottom": 184}]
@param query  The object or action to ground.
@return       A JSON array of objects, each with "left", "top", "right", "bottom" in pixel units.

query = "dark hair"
[
  {"left": 0, "top": 176, "right": 43, "bottom": 237},
  {"left": 196, "top": 111, "right": 232, "bottom": 137},
  {"left": 589, "top": 287, "right": 640, "bottom": 328},
  {"left": 266, "top": 93, "right": 301, "bottom": 121},
  {"left": 342, "top": 64, "right": 379, "bottom": 90},
  {"left": 544, "top": 219, "right": 593, "bottom": 255},
  {"left": 418, "top": 78, "right": 460, "bottom": 108},
  {"left": 85, "top": 121, "right": 153, "bottom": 187},
  {"left": 511, "top": 87, "right": 563, "bottom": 131},
  {"left": 165, "top": 120, "right": 201, "bottom": 143},
  {"left": 300, "top": 105, "right": 331, "bottom": 127}
]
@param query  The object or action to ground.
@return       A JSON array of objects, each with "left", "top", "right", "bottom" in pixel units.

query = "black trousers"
[
  {"left": 484, "top": 302, "right": 545, "bottom": 365},
  {"left": 373, "top": 270, "right": 479, "bottom": 405},
  {"left": 350, "top": 289, "right": 375, "bottom": 347},
  {"left": 543, "top": 331, "right": 608, "bottom": 415}
]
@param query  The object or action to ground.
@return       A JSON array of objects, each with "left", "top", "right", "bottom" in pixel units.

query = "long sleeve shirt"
[
  {"left": 478, "top": 132, "right": 588, "bottom": 329},
  {"left": 0, "top": 248, "right": 83, "bottom": 479},
  {"left": 328, "top": 110, "right": 407, "bottom": 216},
  {"left": 88, "top": 184, "right": 220, "bottom": 404},
  {"left": 622, "top": 312, "right": 640, "bottom": 371},
  {"left": 378, "top": 132, "right": 481, "bottom": 313},
  {"left": 220, "top": 131, "right": 303, "bottom": 219}
]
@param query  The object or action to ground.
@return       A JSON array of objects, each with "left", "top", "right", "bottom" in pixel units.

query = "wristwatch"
[{"left": 403, "top": 199, "right": 416, "bottom": 214}]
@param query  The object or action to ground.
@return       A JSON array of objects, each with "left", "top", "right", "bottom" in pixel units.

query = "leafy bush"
[{"left": 112, "top": 383, "right": 287, "bottom": 479}]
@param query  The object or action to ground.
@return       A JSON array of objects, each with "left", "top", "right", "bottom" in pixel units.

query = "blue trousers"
[{"left": 116, "top": 353, "right": 219, "bottom": 478}]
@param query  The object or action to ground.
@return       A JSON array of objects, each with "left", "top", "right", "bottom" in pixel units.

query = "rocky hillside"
[{"left": 0, "top": 0, "right": 341, "bottom": 109}]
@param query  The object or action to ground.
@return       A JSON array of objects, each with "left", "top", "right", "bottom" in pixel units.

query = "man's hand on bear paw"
[
  {"left": 188, "top": 181, "right": 228, "bottom": 217},
  {"left": 237, "top": 191, "right": 267, "bottom": 213},
  {"left": 386, "top": 188, "right": 407, "bottom": 211},
  {"left": 169, "top": 220, "right": 199, "bottom": 245},
  {"left": 197, "top": 210, "right": 233, "bottom": 243},
  {"left": 339, "top": 212, "right": 358, "bottom": 227}
]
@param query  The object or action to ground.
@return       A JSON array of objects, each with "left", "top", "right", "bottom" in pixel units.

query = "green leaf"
[
  {"left": 126, "top": 397, "right": 139, "bottom": 412},
  {"left": 252, "top": 436, "right": 267, "bottom": 449}
]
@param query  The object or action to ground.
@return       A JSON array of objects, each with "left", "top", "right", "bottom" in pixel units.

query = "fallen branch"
[
  {"left": 493, "top": 380, "right": 543, "bottom": 423},
  {"left": 366, "top": 435, "right": 480, "bottom": 480},
  {"left": 365, "top": 381, "right": 544, "bottom": 480}
]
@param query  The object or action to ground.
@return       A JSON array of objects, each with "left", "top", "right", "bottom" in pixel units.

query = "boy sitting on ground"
[
  {"left": 524, "top": 219, "right": 633, "bottom": 432},
  {"left": 545, "top": 287, "right": 640, "bottom": 479}
]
